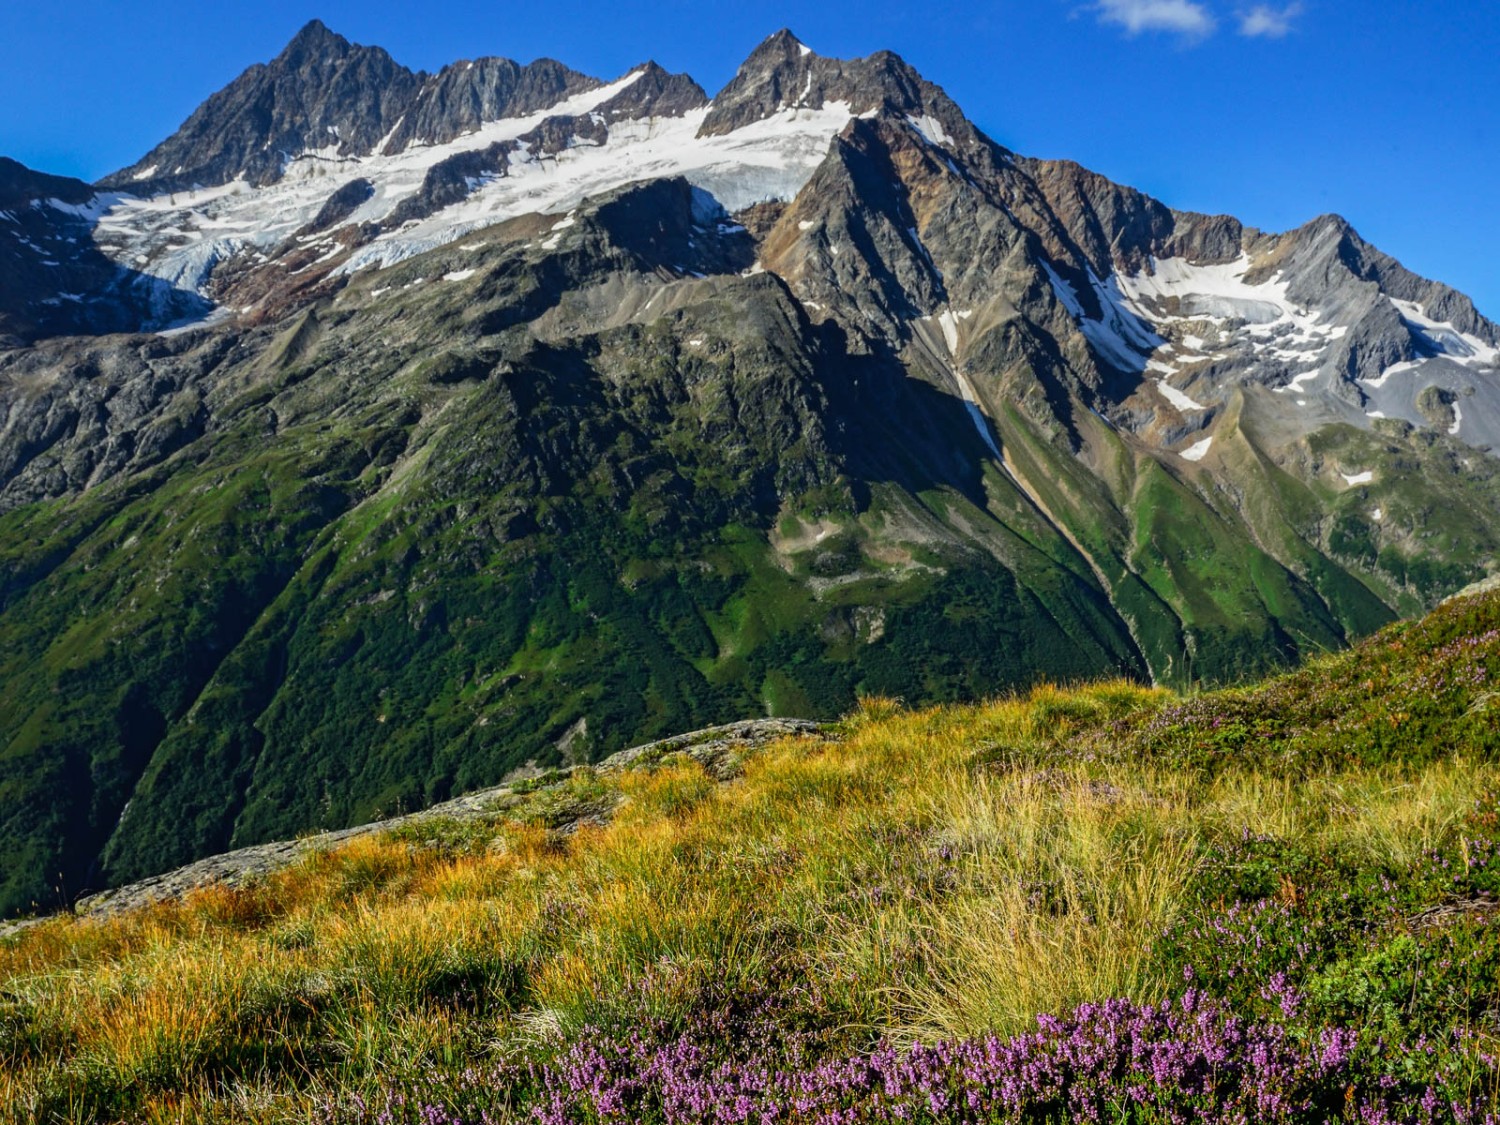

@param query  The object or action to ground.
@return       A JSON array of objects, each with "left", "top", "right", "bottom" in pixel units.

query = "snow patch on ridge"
[
  {"left": 1155, "top": 380, "right": 1205, "bottom": 413},
  {"left": 1180, "top": 436, "right": 1213, "bottom": 462},
  {"left": 953, "top": 367, "right": 1002, "bottom": 461},
  {"left": 1389, "top": 298, "right": 1500, "bottom": 368},
  {"left": 1363, "top": 359, "right": 1424, "bottom": 390},
  {"left": 46, "top": 195, "right": 115, "bottom": 223},
  {"left": 924, "top": 308, "right": 974, "bottom": 357},
  {"left": 1041, "top": 259, "right": 1163, "bottom": 374},
  {"left": 154, "top": 305, "right": 235, "bottom": 337},
  {"left": 921, "top": 307, "right": 1000, "bottom": 460},
  {"left": 906, "top": 115, "right": 952, "bottom": 146},
  {"left": 1042, "top": 260, "right": 1084, "bottom": 319},
  {"left": 1282, "top": 369, "right": 1321, "bottom": 396}
]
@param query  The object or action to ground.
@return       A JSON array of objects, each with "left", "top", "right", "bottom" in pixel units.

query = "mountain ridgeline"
[{"left": 0, "top": 22, "right": 1497, "bottom": 917}]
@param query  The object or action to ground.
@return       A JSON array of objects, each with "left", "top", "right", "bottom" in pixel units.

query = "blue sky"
[{"left": 2, "top": 1, "right": 1496, "bottom": 315}]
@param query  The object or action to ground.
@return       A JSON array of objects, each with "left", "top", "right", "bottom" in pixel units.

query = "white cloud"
[
  {"left": 1095, "top": 0, "right": 1218, "bottom": 36},
  {"left": 1238, "top": 3, "right": 1303, "bottom": 37}
]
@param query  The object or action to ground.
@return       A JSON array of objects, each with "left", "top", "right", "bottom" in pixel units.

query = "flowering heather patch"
[
  {"left": 327, "top": 798, "right": 1500, "bottom": 1124},
  {"left": 1148, "top": 796, "right": 1500, "bottom": 1120},
  {"left": 326, "top": 985, "right": 1495, "bottom": 1124}
]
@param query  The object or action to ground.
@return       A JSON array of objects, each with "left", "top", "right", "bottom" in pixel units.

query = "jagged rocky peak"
[
  {"left": 382, "top": 56, "right": 601, "bottom": 152},
  {"left": 100, "top": 20, "right": 421, "bottom": 193},
  {"left": 276, "top": 17, "right": 349, "bottom": 63},
  {"left": 1265, "top": 214, "right": 1499, "bottom": 345},
  {"left": 704, "top": 26, "right": 817, "bottom": 124},
  {"left": 97, "top": 21, "right": 619, "bottom": 194},
  {"left": 594, "top": 61, "right": 709, "bottom": 119},
  {"left": 697, "top": 28, "right": 975, "bottom": 146}
]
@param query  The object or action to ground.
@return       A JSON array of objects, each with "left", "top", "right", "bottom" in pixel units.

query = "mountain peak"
[
  {"left": 698, "top": 32, "right": 972, "bottom": 145},
  {"left": 287, "top": 18, "right": 337, "bottom": 43},
  {"left": 277, "top": 18, "right": 351, "bottom": 62},
  {"left": 99, "top": 23, "right": 419, "bottom": 192},
  {"left": 751, "top": 28, "right": 814, "bottom": 60},
  {"left": 1288, "top": 213, "right": 1353, "bottom": 240}
]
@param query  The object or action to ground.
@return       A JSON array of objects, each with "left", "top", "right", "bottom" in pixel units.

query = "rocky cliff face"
[
  {"left": 383, "top": 55, "right": 601, "bottom": 152},
  {"left": 98, "top": 21, "right": 421, "bottom": 193},
  {"left": 1, "top": 25, "right": 1498, "bottom": 918}
]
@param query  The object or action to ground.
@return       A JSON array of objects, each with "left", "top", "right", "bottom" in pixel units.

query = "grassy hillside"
[{"left": 2, "top": 588, "right": 1499, "bottom": 1123}]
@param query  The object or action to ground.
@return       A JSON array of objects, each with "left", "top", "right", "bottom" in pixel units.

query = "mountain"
[{"left": 0, "top": 23, "right": 1498, "bottom": 917}]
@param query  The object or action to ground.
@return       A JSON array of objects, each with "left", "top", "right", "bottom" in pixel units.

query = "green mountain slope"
[{"left": 0, "top": 185, "right": 1136, "bottom": 912}]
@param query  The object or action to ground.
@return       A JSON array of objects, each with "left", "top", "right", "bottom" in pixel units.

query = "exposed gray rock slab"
[{"left": 596, "top": 718, "right": 825, "bottom": 779}]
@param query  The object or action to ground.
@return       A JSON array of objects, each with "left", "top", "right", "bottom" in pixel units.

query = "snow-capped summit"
[{"left": 79, "top": 26, "right": 966, "bottom": 310}]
